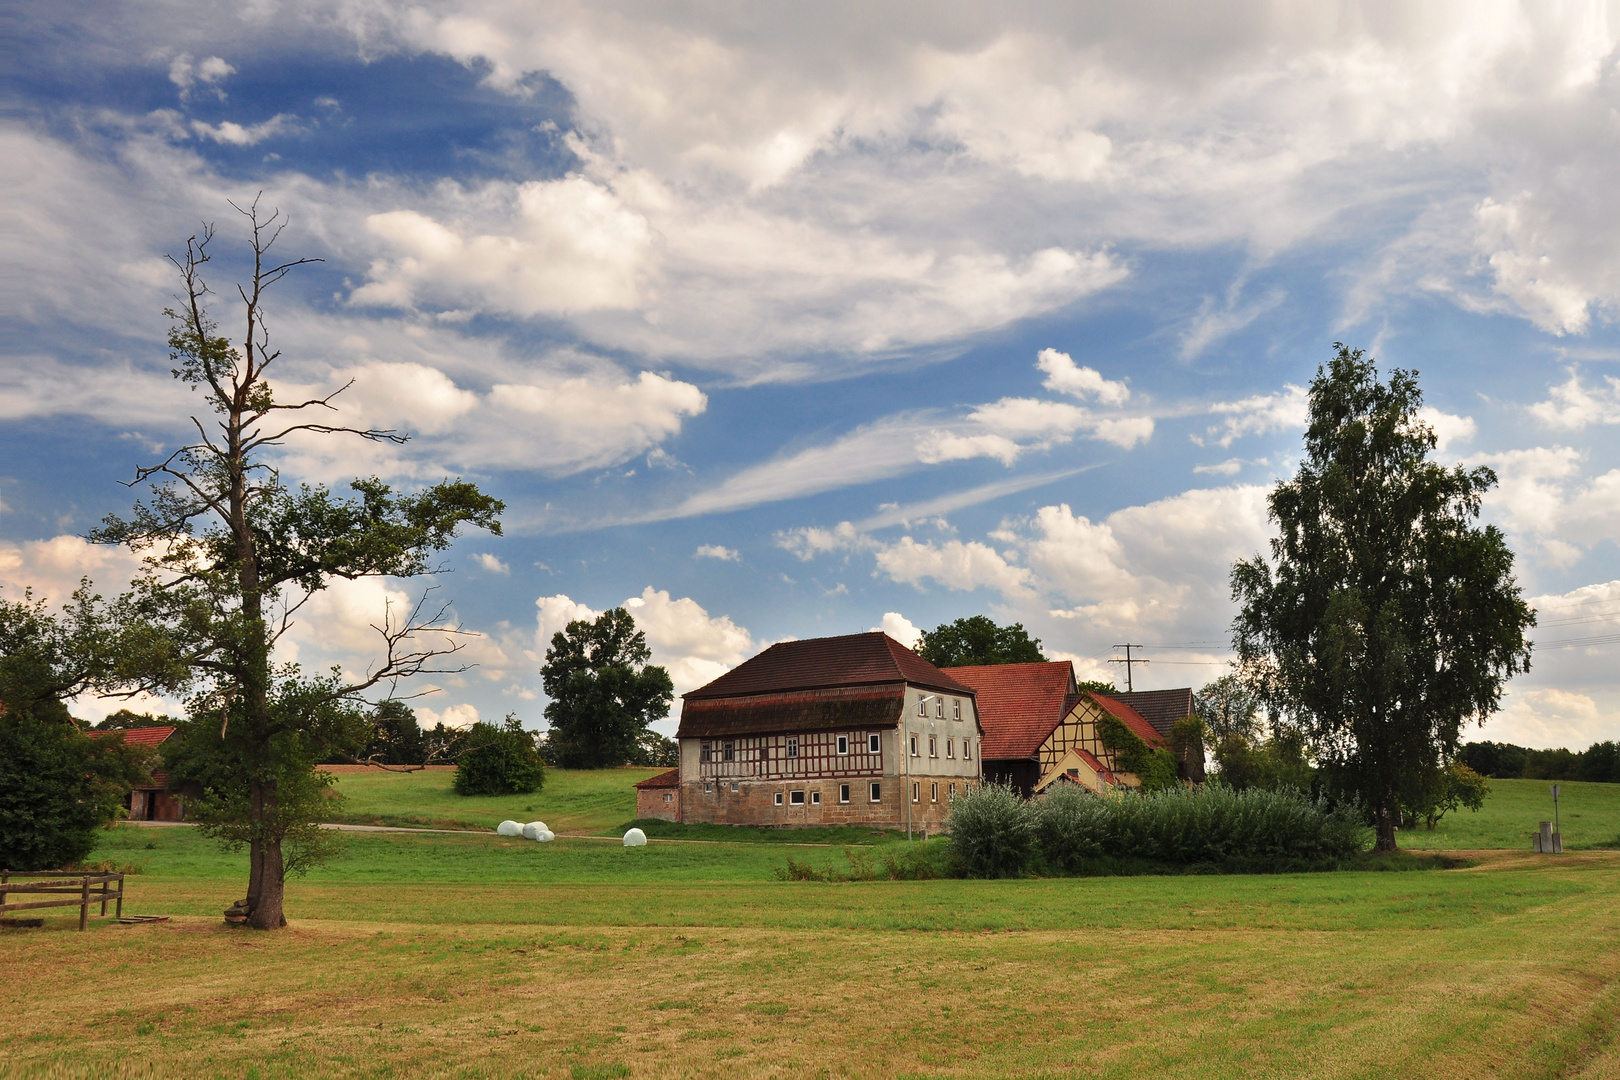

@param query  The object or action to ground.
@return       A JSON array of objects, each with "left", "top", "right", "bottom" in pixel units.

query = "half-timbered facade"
[
  {"left": 945, "top": 661, "right": 1176, "bottom": 796},
  {"left": 675, "top": 632, "right": 982, "bottom": 828}
]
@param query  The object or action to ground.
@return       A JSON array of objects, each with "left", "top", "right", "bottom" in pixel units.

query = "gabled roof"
[
  {"left": 678, "top": 686, "right": 904, "bottom": 738},
  {"left": 943, "top": 661, "right": 1077, "bottom": 760},
  {"left": 1111, "top": 688, "right": 1196, "bottom": 740},
  {"left": 683, "top": 632, "right": 975, "bottom": 700},
  {"left": 635, "top": 768, "right": 680, "bottom": 789},
  {"left": 1091, "top": 694, "right": 1169, "bottom": 749},
  {"left": 86, "top": 725, "right": 176, "bottom": 748}
]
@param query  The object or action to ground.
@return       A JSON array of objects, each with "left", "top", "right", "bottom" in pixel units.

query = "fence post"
[
  {"left": 116, "top": 873, "right": 123, "bottom": 920},
  {"left": 79, "top": 875, "right": 90, "bottom": 931}
]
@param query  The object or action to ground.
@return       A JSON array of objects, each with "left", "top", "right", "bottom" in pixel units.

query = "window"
[
  {"left": 774, "top": 791, "right": 784, "bottom": 806},
  {"left": 963, "top": 740, "right": 972, "bottom": 760},
  {"left": 946, "top": 738, "right": 954, "bottom": 759},
  {"left": 723, "top": 741, "right": 735, "bottom": 762},
  {"left": 869, "top": 782, "right": 882, "bottom": 803},
  {"left": 663, "top": 793, "right": 673, "bottom": 803},
  {"left": 911, "top": 782, "right": 919, "bottom": 803},
  {"left": 949, "top": 782, "right": 956, "bottom": 796},
  {"left": 730, "top": 781, "right": 739, "bottom": 792},
  {"left": 811, "top": 791, "right": 821, "bottom": 805},
  {"left": 931, "top": 782, "right": 938, "bottom": 803},
  {"left": 917, "top": 697, "right": 927, "bottom": 716},
  {"left": 839, "top": 784, "right": 851, "bottom": 804},
  {"left": 786, "top": 736, "right": 798, "bottom": 758},
  {"left": 868, "top": 733, "right": 881, "bottom": 753},
  {"left": 700, "top": 742, "right": 711, "bottom": 763},
  {"left": 929, "top": 736, "right": 937, "bottom": 758},
  {"left": 836, "top": 735, "right": 849, "bottom": 755},
  {"left": 935, "top": 699, "right": 944, "bottom": 718},
  {"left": 910, "top": 734, "right": 919, "bottom": 756},
  {"left": 790, "top": 790, "right": 806, "bottom": 806},
  {"left": 953, "top": 700, "right": 961, "bottom": 720},
  {"left": 704, "top": 781, "right": 713, "bottom": 793}
]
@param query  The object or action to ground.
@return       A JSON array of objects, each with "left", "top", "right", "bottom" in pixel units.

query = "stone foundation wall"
[
  {"left": 636, "top": 787, "right": 680, "bottom": 822},
  {"left": 680, "top": 776, "right": 957, "bottom": 830}
]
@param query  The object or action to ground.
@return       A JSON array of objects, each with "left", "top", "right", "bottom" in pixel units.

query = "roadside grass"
[
  {"left": 6, "top": 829, "right": 1620, "bottom": 1078},
  {"left": 1397, "top": 777, "right": 1620, "bottom": 851},
  {"left": 322, "top": 766, "right": 662, "bottom": 833}
]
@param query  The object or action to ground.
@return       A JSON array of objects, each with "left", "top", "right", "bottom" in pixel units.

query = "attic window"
[
  {"left": 868, "top": 733, "right": 881, "bottom": 753},
  {"left": 837, "top": 735, "right": 849, "bottom": 755}
]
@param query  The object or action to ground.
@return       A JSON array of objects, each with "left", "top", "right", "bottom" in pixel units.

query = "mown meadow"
[{"left": 3, "top": 769, "right": 1618, "bottom": 1078}]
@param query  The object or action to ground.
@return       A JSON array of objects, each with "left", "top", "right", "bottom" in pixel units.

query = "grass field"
[
  {"left": 5, "top": 770, "right": 1619, "bottom": 1078},
  {"left": 1396, "top": 777, "right": 1620, "bottom": 850}
]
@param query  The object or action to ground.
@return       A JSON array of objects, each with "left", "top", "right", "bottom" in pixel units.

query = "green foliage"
[
  {"left": 542, "top": 608, "right": 674, "bottom": 769},
  {"left": 1074, "top": 679, "right": 1117, "bottom": 696},
  {"left": 1096, "top": 713, "right": 1180, "bottom": 792},
  {"left": 1232, "top": 344, "right": 1535, "bottom": 849},
  {"left": 94, "top": 709, "right": 175, "bottom": 731},
  {"left": 1034, "top": 784, "right": 1369, "bottom": 872},
  {"left": 1402, "top": 762, "right": 1490, "bottom": 830},
  {"left": 0, "top": 713, "right": 149, "bottom": 870},
  {"left": 1210, "top": 726, "right": 1316, "bottom": 793},
  {"left": 774, "top": 845, "right": 944, "bottom": 881},
  {"left": 916, "top": 616, "right": 1046, "bottom": 668},
  {"left": 360, "top": 700, "right": 427, "bottom": 766},
  {"left": 629, "top": 730, "right": 679, "bottom": 768},
  {"left": 453, "top": 716, "right": 547, "bottom": 796},
  {"left": 1460, "top": 739, "right": 1620, "bottom": 782},
  {"left": 1168, "top": 715, "right": 1209, "bottom": 775},
  {"left": 944, "top": 782, "right": 1035, "bottom": 877},
  {"left": 1194, "top": 674, "right": 1262, "bottom": 742}
]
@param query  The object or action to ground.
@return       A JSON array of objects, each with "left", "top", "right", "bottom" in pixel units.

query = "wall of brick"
[
  {"left": 680, "top": 775, "right": 958, "bottom": 830},
  {"left": 636, "top": 787, "right": 679, "bottom": 822}
]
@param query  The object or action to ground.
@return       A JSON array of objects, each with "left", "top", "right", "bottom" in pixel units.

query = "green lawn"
[
  {"left": 322, "top": 766, "right": 663, "bottom": 833},
  {"left": 1397, "top": 777, "right": 1620, "bottom": 850}
]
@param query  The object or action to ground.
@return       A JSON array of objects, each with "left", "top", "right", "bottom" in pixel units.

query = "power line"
[{"left": 1108, "top": 644, "right": 1149, "bottom": 691}]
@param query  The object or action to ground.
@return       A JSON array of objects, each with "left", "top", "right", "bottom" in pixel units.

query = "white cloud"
[
  {"left": 1194, "top": 458, "right": 1244, "bottom": 477},
  {"left": 873, "top": 612, "right": 923, "bottom": 649},
  {"left": 416, "top": 702, "right": 481, "bottom": 730},
  {"left": 0, "top": 535, "right": 144, "bottom": 604},
  {"left": 190, "top": 114, "right": 300, "bottom": 146},
  {"left": 1199, "top": 385, "right": 1309, "bottom": 448},
  {"left": 694, "top": 544, "right": 741, "bottom": 562},
  {"left": 1529, "top": 369, "right": 1620, "bottom": 430},
  {"left": 535, "top": 593, "right": 602, "bottom": 648},
  {"left": 472, "top": 553, "right": 510, "bottom": 575},
  {"left": 534, "top": 587, "right": 755, "bottom": 696},
  {"left": 1416, "top": 406, "right": 1477, "bottom": 454},
  {"left": 1036, "top": 348, "right": 1129, "bottom": 405},
  {"left": 873, "top": 537, "right": 1034, "bottom": 596},
  {"left": 168, "top": 54, "right": 234, "bottom": 98}
]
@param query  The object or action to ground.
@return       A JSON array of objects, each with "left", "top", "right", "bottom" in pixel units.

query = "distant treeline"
[{"left": 1459, "top": 741, "right": 1620, "bottom": 783}]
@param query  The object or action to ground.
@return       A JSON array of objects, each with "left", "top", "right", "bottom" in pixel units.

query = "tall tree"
[
  {"left": 1232, "top": 345, "right": 1534, "bottom": 850},
  {"left": 916, "top": 616, "right": 1046, "bottom": 668},
  {"left": 91, "top": 202, "right": 503, "bottom": 927},
  {"left": 541, "top": 608, "right": 673, "bottom": 768}
]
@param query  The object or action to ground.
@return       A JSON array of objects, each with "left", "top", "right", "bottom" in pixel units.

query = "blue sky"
[{"left": 4, "top": 2, "right": 1619, "bottom": 747}]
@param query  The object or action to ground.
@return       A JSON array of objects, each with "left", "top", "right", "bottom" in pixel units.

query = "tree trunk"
[
  {"left": 247, "top": 780, "right": 286, "bottom": 929},
  {"left": 1375, "top": 800, "right": 1398, "bottom": 851}
]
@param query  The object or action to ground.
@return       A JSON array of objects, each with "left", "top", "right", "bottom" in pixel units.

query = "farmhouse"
[
  {"left": 944, "top": 662, "right": 1186, "bottom": 796},
  {"left": 635, "top": 767, "right": 681, "bottom": 822},
  {"left": 86, "top": 725, "right": 186, "bottom": 821},
  {"left": 674, "top": 632, "right": 982, "bottom": 829}
]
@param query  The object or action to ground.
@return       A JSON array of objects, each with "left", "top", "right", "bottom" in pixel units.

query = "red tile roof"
[
  {"left": 943, "top": 661, "right": 1077, "bottom": 760},
  {"left": 684, "top": 632, "right": 975, "bottom": 700},
  {"left": 635, "top": 768, "right": 680, "bottom": 789},
  {"left": 86, "top": 725, "right": 176, "bottom": 748},
  {"left": 1091, "top": 694, "right": 1169, "bottom": 748}
]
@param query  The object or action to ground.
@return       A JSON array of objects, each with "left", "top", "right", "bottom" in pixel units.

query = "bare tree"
[{"left": 93, "top": 199, "right": 503, "bottom": 928}]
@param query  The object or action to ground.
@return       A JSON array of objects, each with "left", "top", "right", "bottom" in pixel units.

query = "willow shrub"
[{"left": 945, "top": 782, "right": 1035, "bottom": 878}]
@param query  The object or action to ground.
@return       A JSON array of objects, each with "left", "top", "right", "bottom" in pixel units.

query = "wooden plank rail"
[{"left": 0, "top": 871, "right": 124, "bottom": 929}]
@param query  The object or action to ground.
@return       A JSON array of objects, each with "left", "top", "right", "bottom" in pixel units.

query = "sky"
[{"left": 3, "top": 1, "right": 1619, "bottom": 748}]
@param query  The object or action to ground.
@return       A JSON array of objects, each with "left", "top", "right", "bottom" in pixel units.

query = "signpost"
[{"left": 1551, "top": 784, "right": 1561, "bottom": 839}]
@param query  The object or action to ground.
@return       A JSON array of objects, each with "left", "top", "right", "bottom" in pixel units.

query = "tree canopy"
[
  {"left": 541, "top": 608, "right": 673, "bottom": 769},
  {"left": 916, "top": 616, "right": 1047, "bottom": 668},
  {"left": 452, "top": 716, "right": 546, "bottom": 796},
  {"left": 1231, "top": 345, "right": 1534, "bottom": 849}
]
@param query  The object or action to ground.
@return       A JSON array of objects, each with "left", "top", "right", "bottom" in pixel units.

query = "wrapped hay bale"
[
  {"left": 623, "top": 827, "right": 648, "bottom": 847},
  {"left": 521, "top": 821, "right": 549, "bottom": 840},
  {"left": 496, "top": 820, "right": 523, "bottom": 836},
  {"left": 537, "top": 829, "right": 555, "bottom": 842}
]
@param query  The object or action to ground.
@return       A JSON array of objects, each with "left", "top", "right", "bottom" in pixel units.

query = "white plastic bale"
[
  {"left": 496, "top": 820, "right": 522, "bottom": 836},
  {"left": 623, "top": 827, "right": 648, "bottom": 847},
  {"left": 537, "top": 830, "right": 555, "bottom": 842},
  {"left": 521, "top": 822, "right": 543, "bottom": 840}
]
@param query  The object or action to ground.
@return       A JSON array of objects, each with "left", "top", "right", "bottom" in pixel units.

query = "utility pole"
[{"left": 1109, "top": 644, "right": 1148, "bottom": 692}]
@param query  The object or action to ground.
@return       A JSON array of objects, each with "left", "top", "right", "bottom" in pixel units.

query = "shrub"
[
  {"left": 0, "top": 713, "right": 146, "bottom": 870},
  {"left": 453, "top": 720, "right": 546, "bottom": 796},
  {"left": 1036, "top": 783, "right": 1369, "bottom": 869},
  {"left": 945, "top": 782, "right": 1035, "bottom": 878},
  {"left": 1097, "top": 713, "right": 1180, "bottom": 792}
]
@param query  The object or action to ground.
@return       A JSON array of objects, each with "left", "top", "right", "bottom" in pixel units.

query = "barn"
[
  {"left": 673, "top": 632, "right": 982, "bottom": 829},
  {"left": 944, "top": 662, "right": 1187, "bottom": 796},
  {"left": 635, "top": 768, "right": 681, "bottom": 821},
  {"left": 87, "top": 725, "right": 186, "bottom": 821}
]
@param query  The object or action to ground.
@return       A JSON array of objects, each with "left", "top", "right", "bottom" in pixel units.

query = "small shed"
[
  {"left": 88, "top": 726, "right": 186, "bottom": 821},
  {"left": 635, "top": 768, "right": 681, "bottom": 822}
]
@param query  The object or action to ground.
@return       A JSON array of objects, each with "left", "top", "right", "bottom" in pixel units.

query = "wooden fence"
[{"left": 0, "top": 871, "right": 125, "bottom": 930}]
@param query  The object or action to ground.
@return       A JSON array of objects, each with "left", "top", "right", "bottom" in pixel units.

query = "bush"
[
  {"left": 0, "top": 714, "right": 146, "bottom": 870},
  {"left": 945, "top": 782, "right": 1035, "bottom": 878},
  {"left": 1036, "top": 783, "right": 1368, "bottom": 869},
  {"left": 453, "top": 719, "right": 546, "bottom": 796}
]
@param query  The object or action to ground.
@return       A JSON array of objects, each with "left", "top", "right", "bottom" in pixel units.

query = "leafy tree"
[
  {"left": 541, "top": 608, "right": 673, "bottom": 769},
  {"left": 1208, "top": 726, "right": 1316, "bottom": 793},
  {"left": 90, "top": 204, "right": 503, "bottom": 927},
  {"left": 1075, "top": 679, "right": 1117, "bottom": 696},
  {"left": 917, "top": 616, "right": 1046, "bottom": 668},
  {"left": 452, "top": 715, "right": 546, "bottom": 796},
  {"left": 1232, "top": 345, "right": 1535, "bottom": 850},
  {"left": 1096, "top": 713, "right": 1180, "bottom": 792},
  {"left": 95, "top": 709, "right": 176, "bottom": 731},
  {"left": 1401, "top": 761, "right": 1489, "bottom": 830},
  {"left": 1194, "top": 675, "right": 1262, "bottom": 742},
  {"left": 630, "top": 729, "right": 679, "bottom": 768},
  {"left": 359, "top": 700, "right": 427, "bottom": 766}
]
